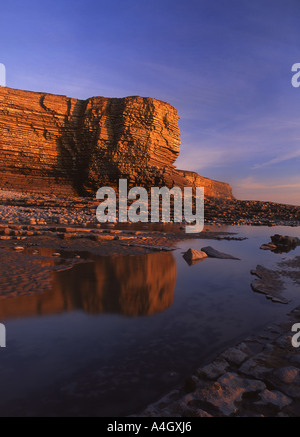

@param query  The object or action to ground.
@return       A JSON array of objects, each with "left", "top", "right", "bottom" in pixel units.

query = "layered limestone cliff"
[
  {"left": 0, "top": 87, "right": 233, "bottom": 198},
  {"left": 177, "top": 170, "right": 233, "bottom": 199}
]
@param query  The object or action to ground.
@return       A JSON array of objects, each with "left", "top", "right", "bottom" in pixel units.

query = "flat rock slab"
[
  {"left": 201, "top": 246, "right": 240, "bottom": 260},
  {"left": 251, "top": 265, "right": 289, "bottom": 305},
  {"left": 137, "top": 305, "right": 300, "bottom": 417}
]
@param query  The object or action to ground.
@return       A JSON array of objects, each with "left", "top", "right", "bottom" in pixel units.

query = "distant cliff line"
[{"left": 0, "top": 87, "right": 233, "bottom": 199}]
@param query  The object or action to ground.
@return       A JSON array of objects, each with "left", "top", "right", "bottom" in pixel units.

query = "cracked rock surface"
[{"left": 137, "top": 307, "right": 300, "bottom": 417}]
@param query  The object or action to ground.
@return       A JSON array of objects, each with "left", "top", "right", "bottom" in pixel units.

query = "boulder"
[
  {"left": 271, "top": 235, "right": 300, "bottom": 247},
  {"left": 201, "top": 246, "right": 240, "bottom": 260},
  {"left": 183, "top": 248, "right": 208, "bottom": 265}
]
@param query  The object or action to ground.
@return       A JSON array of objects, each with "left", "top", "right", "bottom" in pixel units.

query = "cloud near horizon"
[{"left": 232, "top": 176, "right": 300, "bottom": 205}]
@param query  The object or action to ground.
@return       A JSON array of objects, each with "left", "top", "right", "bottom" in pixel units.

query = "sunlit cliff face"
[
  {"left": 0, "top": 88, "right": 183, "bottom": 195},
  {"left": 0, "top": 252, "right": 177, "bottom": 320},
  {"left": 0, "top": 87, "right": 233, "bottom": 197}
]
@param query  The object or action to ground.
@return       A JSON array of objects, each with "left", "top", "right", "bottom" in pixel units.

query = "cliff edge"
[{"left": 0, "top": 87, "right": 233, "bottom": 199}]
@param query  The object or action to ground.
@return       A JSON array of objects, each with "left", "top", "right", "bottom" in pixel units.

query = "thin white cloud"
[{"left": 252, "top": 149, "right": 300, "bottom": 170}]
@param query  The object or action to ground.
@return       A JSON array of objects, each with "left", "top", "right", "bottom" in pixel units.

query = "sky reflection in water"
[{"left": 0, "top": 226, "right": 300, "bottom": 416}]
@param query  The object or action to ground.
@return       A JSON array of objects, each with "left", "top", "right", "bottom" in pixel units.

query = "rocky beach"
[
  {"left": 0, "top": 86, "right": 300, "bottom": 417},
  {"left": 0, "top": 187, "right": 300, "bottom": 416}
]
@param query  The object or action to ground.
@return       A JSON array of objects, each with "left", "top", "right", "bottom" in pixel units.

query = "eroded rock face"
[
  {"left": 178, "top": 170, "right": 234, "bottom": 199},
  {"left": 0, "top": 87, "right": 233, "bottom": 197}
]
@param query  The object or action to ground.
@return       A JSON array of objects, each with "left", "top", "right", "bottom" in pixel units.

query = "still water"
[{"left": 0, "top": 226, "right": 299, "bottom": 416}]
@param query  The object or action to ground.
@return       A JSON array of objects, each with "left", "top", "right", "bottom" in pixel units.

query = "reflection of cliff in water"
[{"left": 0, "top": 252, "right": 177, "bottom": 320}]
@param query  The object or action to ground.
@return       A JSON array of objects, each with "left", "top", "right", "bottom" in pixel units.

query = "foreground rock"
[
  {"left": 136, "top": 307, "right": 300, "bottom": 417},
  {"left": 270, "top": 235, "right": 300, "bottom": 253},
  {"left": 250, "top": 265, "right": 289, "bottom": 305},
  {"left": 201, "top": 246, "right": 240, "bottom": 260},
  {"left": 183, "top": 248, "right": 208, "bottom": 265},
  {"left": 260, "top": 235, "right": 300, "bottom": 253},
  {"left": 260, "top": 243, "right": 277, "bottom": 251},
  {"left": 271, "top": 235, "right": 300, "bottom": 246}
]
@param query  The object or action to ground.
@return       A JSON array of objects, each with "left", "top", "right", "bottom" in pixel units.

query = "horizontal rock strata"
[
  {"left": 0, "top": 87, "right": 233, "bottom": 198},
  {"left": 178, "top": 170, "right": 233, "bottom": 199}
]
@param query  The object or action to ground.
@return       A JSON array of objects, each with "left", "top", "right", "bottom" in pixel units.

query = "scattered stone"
[
  {"left": 183, "top": 248, "right": 208, "bottom": 265},
  {"left": 194, "top": 373, "right": 265, "bottom": 416},
  {"left": 221, "top": 347, "right": 248, "bottom": 366},
  {"left": 274, "top": 367, "right": 300, "bottom": 385},
  {"left": 260, "top": 243, "right": 277, "bottom": 251},
  {"left": 197, "top": 360, "right": 229, "bottom": 380},
  {"left": 250, "top": 265, "right": 289, "bottom": 304},
  {"left": 271, "top": 234, "right": 300, "bottom": 247},
  {"left": 256, "top": 390, "right": 292, "bottom": 409},
  {"left": 94, "top": 235, "right": 115, "bottom": 242},
  {"left": 267, "top": 234, "right": 300, "bottom": 253},
  {"left": 201, "top": 246, "right": 240, "bottom": 260}
]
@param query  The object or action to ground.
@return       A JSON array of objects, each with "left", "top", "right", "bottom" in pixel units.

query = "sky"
[{"left": 0, "top": 0, "right": 300, "bottom": 205}]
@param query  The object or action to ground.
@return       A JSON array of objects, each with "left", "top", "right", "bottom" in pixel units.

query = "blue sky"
[{"left": 1, "top": 0, "right": 300, "bottom": 205}]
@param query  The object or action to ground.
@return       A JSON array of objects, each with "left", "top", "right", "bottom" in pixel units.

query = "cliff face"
[
  {"left": 178, "top": 170, "right": 233, "bottom": 199},
  {"left": 0, "top": 87, "right": 233, "bottom": 198}
]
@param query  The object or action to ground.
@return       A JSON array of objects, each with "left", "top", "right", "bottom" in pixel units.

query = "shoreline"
[
  {"left": 0, "top": 188, "right": 300, "bottom": 228},
  {"left": 0, "top": 189, "right": 300, "bottom": 417},
  {"left": 136, "top": 305, "right": 300, "bottom": 417}
]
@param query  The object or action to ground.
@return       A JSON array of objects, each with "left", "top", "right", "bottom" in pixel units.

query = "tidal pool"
[{"left": 0, "top": 226, "right": 299, "bottom": 416}]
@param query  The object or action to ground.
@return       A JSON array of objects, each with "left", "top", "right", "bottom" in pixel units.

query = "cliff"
[
  {"left": 0, "top": 87, "right": 233, "bottom": 198},
  {"left": 177, "top": 170, "right": 233, "bottom": 199}
]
